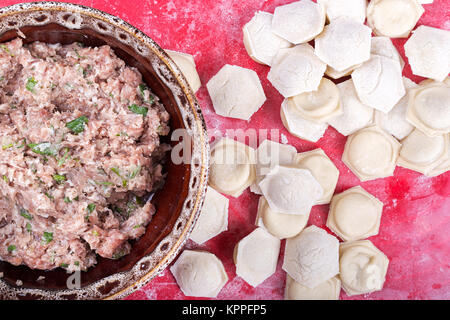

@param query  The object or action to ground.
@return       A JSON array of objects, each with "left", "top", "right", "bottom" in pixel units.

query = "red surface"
[{"left": 1, "top": 0, "right": 449, "bottom": 300}]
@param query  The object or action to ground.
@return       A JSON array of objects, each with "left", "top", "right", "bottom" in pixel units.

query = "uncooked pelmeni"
[
  {"left": 404, "top": 26, "right": 450, "bottom": 82},
  {"left": 339, "top": 240, "right": 389, "bottom": 296},
  {"left": 370, "top": 36, "right": 405, "bottom": 70},
  {"left": 234, "top": 227, "right": 281, "bottom": 287},
  {"left": 255, "top": 196, "right": 309, "bottom": 239},
  {"left": 268, "top": 44, "right": 326, "bottom": 98},
  {"left": 427, "top": 137, "right": 450, "bottom": 177},
  {"left": 327, "top": 186, "right": 383, "bottom": 241},
  {"left": 170, "top": 250, "right": 228, "bottom": 298},
  {"left": 328, "top": 79, "right": 373, "bottom": 136},
  {"left": 190, "top": 186, "right": 229, "bottom": 244},
  {"left": 206, "top": 64, "right": 266, "bottom": 120},
  {"left": 325, "top": 64, "right": 360, "bottom": 80},
  {"left": 397, "top": 129, "right": 448, "bottom": 175},
  {"left": 283, "top": 225, "right": 339, "bottom": 288},
  {"left": 293, "top": 149, "right": 339, "bottom": 205},
  {"left": 342, "top": 125, "right": 401, "bottom": 181},
  {"left": 352, "top": 55, "right": 406, "bottom": 113},
  {"left": 367, "top": 0, "right": 424, "bottom": 38},
  {"left": 290, "top": 78, "right": 342, "bottom": 123},
  {"left": 280, "top": 99, "right": 328, "bottom": 142},
  {"left": 209, "top": 137, "right": 256, "bottom": 197},
  {"left": 374, "top": 77, "right": 417, "bottom": 140},
  {"left": 314, "top": 17, "right": 371, "bottom": 72},
  {"left": 259, "top": 165, "right": 323, "bottom": 215},
  {"left": 406, "top": 82, "right": 450, "bottom": 137},
  {"left": 317, "top": 0, "right": 367, "bottom": 24},
  {"left": 243, "top": 11, "right": 292, "bottom": 66},
  {"left": 250, "top": 139, "right": 297, "bottom": 194},
  {"left": 272, "top": 0, "right": 325, "bottom": 44},
  {"left": 166, "top": 50, "right": 202, "bottom": 93},
  {"left": 285, "top": 275, "right": 341, "bottom": 300}
]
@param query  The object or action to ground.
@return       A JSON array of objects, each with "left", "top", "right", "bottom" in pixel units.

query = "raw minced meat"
[{"left": 0, "top": 38, "right": 170, "bottom": 272}]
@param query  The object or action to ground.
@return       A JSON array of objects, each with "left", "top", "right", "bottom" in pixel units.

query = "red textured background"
[{"left": 1, "top": 0, "right": 449, "bottom": 300}]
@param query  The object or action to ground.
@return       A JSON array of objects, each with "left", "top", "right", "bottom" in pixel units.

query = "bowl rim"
[{"left": 0, "top": 1, "right": 210, "bottom": 300}]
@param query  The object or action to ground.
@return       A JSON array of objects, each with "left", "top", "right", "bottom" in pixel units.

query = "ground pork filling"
[{"left": 0, "top": 38, "right": 170, "bottom": 272}]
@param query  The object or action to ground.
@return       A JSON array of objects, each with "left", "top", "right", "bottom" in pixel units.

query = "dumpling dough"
[
  {"left": 280, "top": 99, "right": 328, "bottom": 142},
  {"left": 374, "top": 77, "right": 416, "bottom": 140},
  {"left": 327, "top": 186, "right": 383, "bottom": 241},
  {"left": 406, "top": 82, "right": 450, "bottom": 137},
  {"left": 234, "top": 227, "right": 281, "bottom": 287},
  {"left": 268, "top": 44, "right": 326, "bottom": 98},
  {"left": 289, "top": 78, "right": 342, "bottom": 123},
  {"left": 404, "top": 26, "right": 450, "bottom": 82},
  {"left": 352, "top": 55, "right": 406, "bottom": 113},
  {"left": 328, "top": 79, "right": 373, "bottom": 136},
  {"left": 170, "top": 250, "right": 228, "bottom": 298},
  {"left": 259, "top": 165, "right": 323, "bottom": 215},
  {"left": 250, "top": 139, "right": 297, "bottom": 194},
  {"left": 427, "top": 137, "right": 450, "bottom": 177},
  {"left": 206, "top": 64, "right": 266, "bottom": 120},
  {"left": 317, "top": 0, "right": 367, "bottom": 24},
  {"left": 370, "top": 36, "right": 405, "bottom": 70},
  {"left": 339, "top": 240, "right": 389, "bottom": 296},
  {"left": 190, "top": 186, "right": 229, "bottom": 244},
  {"left": 397, "top": 129, "right": 448, "bottom": 175},
  {"left": 255, "top": 196, "right": 309, "bottom": 239},
  {"left": 367, "top": 0, "right": 424, "bottom": 38},
  {"left": 272, "top": 0, "right": 325, "bottom": 44},
  {"left": 314, "top": 17, "right": 371, "bottom": 72},
  {"left": 325, "top": 64, "right": 360, "bottom": 80},
  {"left": 283, "top": 225, "right": 339, "bottom": 288},
  {"left": 293, "top": 148, "right": 339, "bottom": 205},
  {"left": 285, "top": 275, "right": 341, "bottom": 300},
  {"left": 209, "top": 137, "right": 256, "bottom": 197},
  {"left": 166, "top": 49, "right": 202, "bottom": 93},
  {"left": 243, "top": 11, "right": 292, "bottom": 66},
  {"left": 342, "top": 125, "right": 401, "bottom": 181}
]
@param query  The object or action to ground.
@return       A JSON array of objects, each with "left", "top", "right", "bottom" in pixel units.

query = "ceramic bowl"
[{"left": 0, "top": 2, "right": 209, "bottom": 299}]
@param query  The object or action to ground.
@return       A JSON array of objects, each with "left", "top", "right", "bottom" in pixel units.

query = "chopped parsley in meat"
[
  {"left": 26, "top": 77, "right": 38, "bottom": 93},
  {"left": 66, "top": 116, "right": 88, "bottom": 134},
  {"left": 128, "top": 104, "right": 148, "bottom": 116}
]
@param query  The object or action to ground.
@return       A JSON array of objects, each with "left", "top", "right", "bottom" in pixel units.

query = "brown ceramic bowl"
[{"left": 0, "top": 2, "right": 209, "bottom": 299}]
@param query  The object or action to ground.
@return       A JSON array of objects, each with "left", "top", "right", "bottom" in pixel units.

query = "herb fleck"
[
  {"left": 128, "top": 104, "right": 148, "bottom": 116},
  {"left": 66, "top": 116, "right": 88, "bottom": 134},
  {"left": 26, "top": 77, "right": 38, "bottom": 93}
]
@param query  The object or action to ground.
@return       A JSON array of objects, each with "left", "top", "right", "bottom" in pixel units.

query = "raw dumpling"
[
  {"left": 325, "top": 64, "right": 361, "bottom": 80},
  {"left": 209, "top": 137, "right": 256, "bottom": 197},
  {"left": 397, "top": 129, "right": 448, "bottom": 175},
  {"left": 280, "top": 99, "right": 328, "bottom": 142},
  {"left": 243, "top": 11, "right": 292, "bottom": 66},
  {"left": 342, "top": 125, "right": 401, "bottom": 181},
  {"left": 317, "top": 0, "right": 367, "bottom": 24},
  {"left": 259, "top": 165, "right": 323, "bottom": 215},
  {"left": 268, "top": 44, "right": 326, "bottom": 98},
  {"left": 255, "top": 196, "right": 309, "bottom": 239},
  {"left": 374, "top": 77, "right": 417, "bottom": 140},
  {"left": 367, "top": 0, "right": 424, "bottom": 38},
  {"left": 404, "top": 25, "right": 450, "bottom": 82},
  {"left": 234, "top": 227, "right": 281, "bottom": 287},
  {"left": 189, "top": 186, "right": 229, "bottom": 244},
  {"left": 289, "top": 77, "right": 342, "bottom": 123},
  {"left": 285, "top": 275, "right": 341, "bottom": 300},
  {"left": 406, "top": 82, "right": 450, "bottom": 137},
  {"left": 370, "top": 36, "right": 405, "bottom": 70},
  {"left": 250, "top": 139, "right": 297, "bottom": 194},
  {"left": 293, "top": 148, "right": 339, "bottom": 205},
  {"left": 327, "top": 186, "right": 383, "bottom": 241},
  {"left": 283, "top": 225, "right": 340, "bottom": 288},
  {"left": 339, "top": 240, "right": 389, "bottom": 296},
  {"left": 272, "top": 0, "right": 326, "bottom": 44},
  {"left": 166, "top": 49, "right": 202, "bottom": 93},
  {"left": 314, "top": 17, "right": 372, "bottom": 72},
  {"left": 328, "top": 79, "right": 373, "bottom": 136},
  {"left": 206, "top": 64, "right": 266, "bottom": 120},
  {"left": 352, "top": 55, "right": 406, "bottom": 113},
  {"left": 170, "top": 250, "right": 228, "bottom": 298}
]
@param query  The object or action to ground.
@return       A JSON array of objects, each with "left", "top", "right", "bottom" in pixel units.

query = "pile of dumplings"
[{"left": 167, "top": 0, "right": 449, "bottom": 300}]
